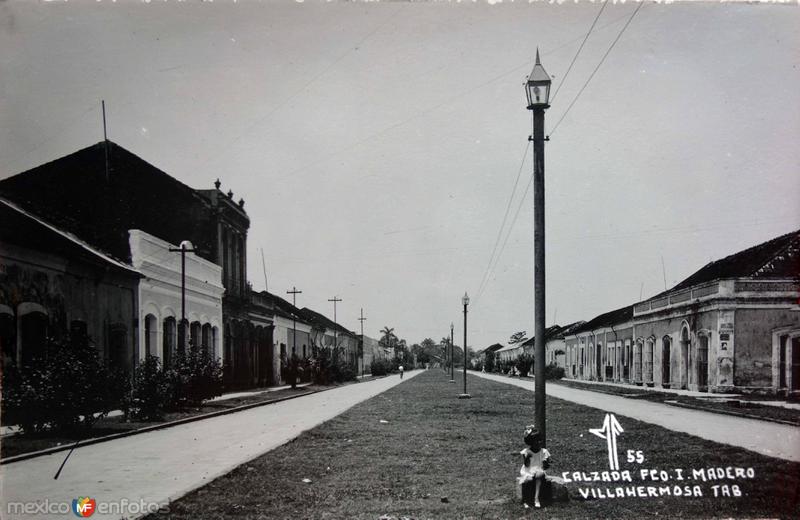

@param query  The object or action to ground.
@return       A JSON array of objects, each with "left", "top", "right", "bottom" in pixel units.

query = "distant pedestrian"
[{"left": 399, "top": 365, "right": 404, "bottom": 379}]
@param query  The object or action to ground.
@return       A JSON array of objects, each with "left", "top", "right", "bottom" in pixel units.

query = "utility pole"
[
  {"left": 328, "top": 296, "right": 342, "bottom": 349},
  {"left": 449, "top": 322, "right": 455, "bottom": 383},
  {"left": 287, "top": 287, "right": 302, "bottom": 356},
  {"left": 102, "top": 100, "right": 110, "bottom": 183},
  {"left": 286, "top": 286, "right": 302, "bottom": 389},
  {"left": 359, "top": 308, "right": 367, "bottom": 377},
  {"left": 169, "top": 241, "right": 197, "bottom": 350}
]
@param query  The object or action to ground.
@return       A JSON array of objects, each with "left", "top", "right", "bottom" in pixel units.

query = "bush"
[
  {"left": 484, "top": 351, "right": 496, "bottom": 373},
  {"left": 165, "top": 348, "right": 224, "bottom": 409},
  {"left": 515, "top": 353, "right": 534, "bottom": 377},
  {"left": 2, "top": 337, "right": 126, "bottom": 434},
  {"left": 544, "top": 362, "right": 566, "bottom": 380},
  {"left": 370, "top": 358, "right": 393, "bottom": 376},
  {"left": 310, "top": 347, "right": 357, "bottom": 385},
  {"left": 127, "top": 355, "right": 171, "bottom": 421}
]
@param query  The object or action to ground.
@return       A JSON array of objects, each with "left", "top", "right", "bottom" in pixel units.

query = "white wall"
[{"left": 129, "top": 230, "right": 224, "bottom": 364}]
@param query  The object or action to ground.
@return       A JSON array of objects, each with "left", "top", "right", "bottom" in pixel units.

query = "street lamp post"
[
  {"left": 459, "top": 292, "right": 471, "bottom": 399},
  {"left": 449, "top": 322, "right": 455, "bottom": 383},
  {"left": 526, "top": 48, "right": 551, "bottom": 445},
  {"left": 169, "top": 240, "right": 196, "bottom": 352}
]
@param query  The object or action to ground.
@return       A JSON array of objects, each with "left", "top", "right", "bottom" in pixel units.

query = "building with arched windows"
[
  {"left": 0, "top": 141, "right": 274, "bottom": 388},
  {"left": 563, "top": 230, "right": 800, "bottom": 395},
  {"left": 129, "top": 229, "right": 224, "bottom": 367},
  {"left": 0, "top": 198, "right": 140, "bottom": 372}
]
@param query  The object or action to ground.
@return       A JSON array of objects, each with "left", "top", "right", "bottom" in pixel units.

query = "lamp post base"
[{"left": 458, "top": 393, "right": 472, "bottom": 399}]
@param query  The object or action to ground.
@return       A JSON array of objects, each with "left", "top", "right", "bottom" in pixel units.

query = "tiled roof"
[
  {"left": 666, "top": 228, "right": 800, "bottom": 293},
  {"left": 297, "top": 307, "right": 356, "bottom": 338},
  {"left": 569, "top": 305, "right": 634, "bottom": 335},
  {"left": 262, "top": 291, "right": 310, "bottom": 324},
  {"left": 0, "top": 197, "right": 140, "bottom": 276},
  {"left": 0, "top": 141, "right": 234, "bottom": 264},
  {"left": 520, "top": 324, "right": 569, "bottom": 347}
]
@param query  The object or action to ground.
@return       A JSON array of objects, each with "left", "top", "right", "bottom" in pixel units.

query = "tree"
[
  {"left": 509, "top": 331, "right": 528, "bottom": 344},
  {"left": 379, "top": 326, "right": 397, "bottom": 351}
]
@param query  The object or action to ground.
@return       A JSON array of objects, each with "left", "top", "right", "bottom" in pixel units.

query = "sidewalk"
[
  {"left": 0, "top": 371, "right": 417, "bottom": 520},
  {"left": 474, "top": 372, "right": 800, "bottom": 462},
  {"left": 556, "top": 377, "right": 800, "bottom": 410},
  {"left": 0, "top": 382, "right": 314, "bottom": 438}
]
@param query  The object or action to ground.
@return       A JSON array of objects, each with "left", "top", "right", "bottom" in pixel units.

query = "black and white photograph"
[{"left": 0, "top": 0, "right": 798, "bottom": 518}]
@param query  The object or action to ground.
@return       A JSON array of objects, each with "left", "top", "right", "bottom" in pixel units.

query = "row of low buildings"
[
  {"left": 479, "top": 230, "right": 800, "bottom": 396},
  {"left": 0, "top": 141, "right": 383, "bottom": 389}
]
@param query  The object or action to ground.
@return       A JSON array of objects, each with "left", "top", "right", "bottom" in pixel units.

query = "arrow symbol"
[{"left": 589, "top": 413, "right": 624, "bottom": 470}]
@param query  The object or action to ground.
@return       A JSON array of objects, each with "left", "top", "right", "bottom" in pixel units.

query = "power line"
[
  {"left": 475, "top": 170, "right": 534, "bottom": 304},
  {"left": 273, "top": 12, "right": 637, "bottom": 182},
  {"left": 550, "top": 0, "right": 609, "bottom": 103},
  {"left": 549, "top": 1, "right": 645, "bottom": 138},
  {"left": 474, "top": 140, "right": 530, "bottom": 301}
]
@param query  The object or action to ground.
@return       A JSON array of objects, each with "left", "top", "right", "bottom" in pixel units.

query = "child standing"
[
  {"left": 517, "top": 426, "right": 550, "bottom": 508},
  {"left": 399, "top": 365, "right": 404, "bottom": 379}
]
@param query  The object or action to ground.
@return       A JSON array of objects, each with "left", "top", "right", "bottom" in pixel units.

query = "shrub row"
[
  {"left": 2, "top": 337, "right": 224, "bottom": 434},
  {"left": 470, "top": 358, "right": 565, "bottom": 381}
]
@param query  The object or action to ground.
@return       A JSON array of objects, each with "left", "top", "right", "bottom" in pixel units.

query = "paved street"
[
  {"left": 0, "top": 372, "right": 418, "bottom": 520},
  {"left": 475, "top": 372, "right": 800, "bottom": 463}
]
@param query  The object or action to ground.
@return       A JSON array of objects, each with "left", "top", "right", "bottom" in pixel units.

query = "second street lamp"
[
  {"left": 459, "top": 292, "right": 471, "bottom": 399},
  {"left": 449, "top": 321, "right": 455, "bottom": 383},
  {"left": 526, "top": 48, "right": 551, "bottom": 446}
]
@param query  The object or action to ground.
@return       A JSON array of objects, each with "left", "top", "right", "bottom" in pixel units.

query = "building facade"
[
  {"left": 129, "top": 229, "right": 224, "bottom": 366},
  {"left": 0, "top": 141, "right": 274, "bottom": 389},
  {"left": 1, "top": 198, "right": 140, "bottom": 372},
  {"left": 563, "top": 230, "right": 800, "bottom": 395}
]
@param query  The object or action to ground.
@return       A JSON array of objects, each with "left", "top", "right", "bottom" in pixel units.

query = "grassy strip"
[
  {"left": 147, "top": 370, "right": 800, "bottom": 519},
  {"left": 552, "top": 378, "right": 800, "bottom": 425},
  {"left": 1, "top": 385, "right": 324, "bottom": 459}
]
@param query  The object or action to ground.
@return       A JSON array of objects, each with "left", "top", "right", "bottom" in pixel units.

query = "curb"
[
  {"left": 0, "top": 389, "right": 319, "bottom": 465},
  {"left": 1, "top": 373, "right": 391, "bottom": 465},
  {"left": 663, "top": 399, "right": 800, "bottom": 427}
]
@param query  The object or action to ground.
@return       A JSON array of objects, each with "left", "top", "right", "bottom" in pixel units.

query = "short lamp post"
[
  {"left": 459, "top": 292, "right": 471, "bottom": 399},
  {"left": 526, "top": 48, "right": 551, "bottom": 446}
]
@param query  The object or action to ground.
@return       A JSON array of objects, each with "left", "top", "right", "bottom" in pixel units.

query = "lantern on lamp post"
[
  {"left": 526, "top": 48, "right": 551, "bottom": 446},
  {"left": 459, "top": 292, "right": 471, "bottom": 399}
]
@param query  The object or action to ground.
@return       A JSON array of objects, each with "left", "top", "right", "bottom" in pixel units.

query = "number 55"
[{"left": 626, "top": 450, "right": 644, "bottom": 464}]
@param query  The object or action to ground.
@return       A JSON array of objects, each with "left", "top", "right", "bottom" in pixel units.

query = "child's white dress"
[{"left": 518, "top": 447, "right": 550, "bottom": 483}]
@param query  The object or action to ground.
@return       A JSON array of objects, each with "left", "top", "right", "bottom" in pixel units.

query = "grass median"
[{"left": 148, "top": 369, "right": 799, "bottom": 519}]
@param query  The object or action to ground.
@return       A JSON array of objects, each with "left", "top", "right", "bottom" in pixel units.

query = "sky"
[{"left": 1, "top": 0, "right": 798, "bottom": 350}]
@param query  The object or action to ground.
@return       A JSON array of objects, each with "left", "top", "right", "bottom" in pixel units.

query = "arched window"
[
  {"left": 190, "top": 321, "right": 201, "bottom": 349},
  {"left": 644, "top": 338, "right": 654, "bottom": 384},
  {"left": 163, "top": 317, "right": 177, "bottom": 368},
  {"left": 662, "top": 336, "right": 672, "bottom": 387},
  {"left": 1, "top": 306, "right": 16, "bottom": 369},
  {"left": 634, "top": 339, "right": 643, "bottom": 382},
  {"left": 202, "top": 323, "right": 212, "bottom": 354},
  {"left": 144, "top": 314, "right": 158, "bottom": 357},
  {"left": 19, "top": 305, "right": 48, "bottom": 367}
]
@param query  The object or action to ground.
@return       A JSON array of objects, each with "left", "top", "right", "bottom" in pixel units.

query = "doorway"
[
  {"left": 680, "top": 327, "right": 690, "bottom": 390},
  {"left": 697, "top": 335, "right": 709, "bottom": 389},
  {"left": 662, "top": 337, "right": 672, "bottom": 388}
]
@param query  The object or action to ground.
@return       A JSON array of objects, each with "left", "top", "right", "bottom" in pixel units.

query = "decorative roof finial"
[
  {"left": 214, "top": 178, "right": 221, "bottom": 190},
  {"left": 535, "top": 47, "right": 541, "bottom": 65},
  {"left": 227, "top": 189, "right": 234, "bottom": 199},
  {"left": 238, "top": 198, "right": 245, "bottom": 208}
]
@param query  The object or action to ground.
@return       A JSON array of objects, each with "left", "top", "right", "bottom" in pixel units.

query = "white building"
[{"left": 129, "top": 230, "right": 224, "bottom": 366}]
